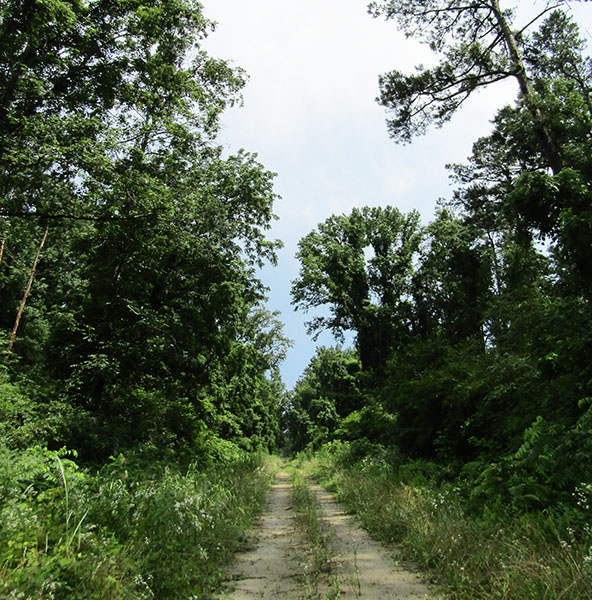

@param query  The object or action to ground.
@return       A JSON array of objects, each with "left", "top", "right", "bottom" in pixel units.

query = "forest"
[{"left": 1, "top": 0, "right": 591, "bottom": 598}]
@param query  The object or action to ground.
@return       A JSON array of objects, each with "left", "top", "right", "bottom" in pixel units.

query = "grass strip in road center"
[{"left": 290, "top": 470, "right": 342, "bottom": 600}]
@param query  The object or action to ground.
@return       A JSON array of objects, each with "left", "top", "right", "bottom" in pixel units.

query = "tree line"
[
  {"left": 0, "top": 0, "right": 290, "bottom": 461},
  {"left": 287, "top": 1, "right": 592, "bottom": 517},
  {"left": 2, "top": 0, "right": 591, "bottom": 522}
]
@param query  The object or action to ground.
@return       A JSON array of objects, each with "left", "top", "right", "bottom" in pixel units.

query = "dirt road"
[{"left": 224, "top": 470, "right": 442, "bottom": 599}]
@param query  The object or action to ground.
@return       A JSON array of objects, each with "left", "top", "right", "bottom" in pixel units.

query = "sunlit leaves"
[{"left": 0, "top": 0, "right": 284, "bottom": 455}]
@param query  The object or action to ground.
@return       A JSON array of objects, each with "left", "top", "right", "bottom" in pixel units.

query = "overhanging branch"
[{"left": 0, "top": 210, "right": 153, "bottom": 222}]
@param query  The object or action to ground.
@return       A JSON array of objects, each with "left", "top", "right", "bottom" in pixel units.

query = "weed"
[
  {"left": 0, "top": 446, "right": 275, "bottom": 599},
  {"left": 291, "top": 471, "right": 342, "bottom": 599},
  {"left": 306, "top": 449, "right": 592, "bottom": 600}
]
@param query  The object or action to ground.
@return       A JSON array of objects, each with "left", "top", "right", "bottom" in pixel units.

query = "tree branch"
[
  {"left": 517, "top": 3, "right": 564, "bottom": 38},
  {"left": 0, "top": 210, "right": 153, "bottom": 222}
]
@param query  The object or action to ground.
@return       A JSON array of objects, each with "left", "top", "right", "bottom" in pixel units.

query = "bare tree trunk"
[
  {"left": 6, "top": 225, "right": 48, "bottom": 355},
  {"left": 490, "top": 0, "right": 563, "bottom": 175},
  {"left": 0, "top": 237, "right": 5, "bottom": 267}
]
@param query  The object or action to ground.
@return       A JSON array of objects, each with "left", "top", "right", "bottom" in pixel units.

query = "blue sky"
[{"left": 203, "top": 0, "right": 592, "bottom": 389}]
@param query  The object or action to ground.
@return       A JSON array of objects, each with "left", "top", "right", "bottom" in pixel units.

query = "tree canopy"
[
  {"left": 291, "top": 206, "right": 422, "bottom": 370},
  {"left": 287, "top": 5, "right": 592, "bottom": 524},
  {"left": 1, "top": 0, "right": 287, "bottom": 458},
  {"left": 369, "top": 0, "right": 570, "bottom": 172}
]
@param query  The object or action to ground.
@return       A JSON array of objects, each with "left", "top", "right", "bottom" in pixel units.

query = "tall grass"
[
  {"left": 304, "top": 446, "right": 592, "bottom": 600},
  {"left": 0, "top": 445, "right": 274, "bottom": 599}
]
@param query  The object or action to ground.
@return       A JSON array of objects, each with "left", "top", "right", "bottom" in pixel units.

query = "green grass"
[
  {"left": 290, "top": 470, "right": 341, "bottom": 600},
  {"left": 303, "top": 448, "right": 592, "bottom": 600},
  {"left": 0, "top": 446, "right": 276, "bottom": 599}
]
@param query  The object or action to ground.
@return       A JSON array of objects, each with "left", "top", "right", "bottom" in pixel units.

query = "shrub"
[{"left": 0, "top": 446, "right": 273, "bottom": 599}]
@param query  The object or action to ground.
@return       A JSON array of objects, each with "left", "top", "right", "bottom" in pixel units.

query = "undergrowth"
[
  {"left": 0, "top": 444, "right": 275, "bottom": 599},
  {"left": 300, "top": 442, "right": 592, "bottom": 600}
]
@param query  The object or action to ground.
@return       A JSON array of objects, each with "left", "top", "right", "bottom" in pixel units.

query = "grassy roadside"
[
  {"left": 299, "top": 446, "right": 592, "bottom": 600},
  {"left": 0, "top": 446, "right": 278, "bottom": 599}
]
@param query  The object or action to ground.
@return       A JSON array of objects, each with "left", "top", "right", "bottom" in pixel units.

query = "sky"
[{"left": 202, "top": 1, "right": 592, "bottom": 389}]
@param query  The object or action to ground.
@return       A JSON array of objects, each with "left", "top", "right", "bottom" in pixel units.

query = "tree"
[
  {"left": 284, "top": 346, "right": 362, "bottom": 451},
  {"left": 425, "top": 10, "right": 592, "bottom": 458},
  {"left": 0, "top": 0, "right": 285, "bottom": 456},
  {"left": 203, "top": 308, "right": 292, "bottom": 452},
  {"left": 291, "top": 206, "right": 422, "bottom": 370},
  {"left": 1, "top": 0, "right": 246, "bottom": 217},
  {"left": 6, "top": 224, "right": 47, "bottom": 355},
  {"left": 368, "top": 0, "right": 567, "bottom": 173},
  {"left": 445, "top": 10, "right": 592, "bottom": 295},
  {"left": 413, "top": 209, "right": 492, "bottom": 344}
]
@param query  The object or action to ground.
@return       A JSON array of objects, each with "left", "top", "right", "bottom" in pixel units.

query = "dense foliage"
[
  {"left": 0, "top": 0, "right": 289, "bottom": 459},
  {"left": 289, "top": 3, "right": 592, "bottom": 533},
  {"left": 3, "top": 0, "right": 592, "bottom": 596},
  {"left": 0, "top": 2, "right": 288, "bottom": 596},
  {"left": 0, "top": 437, "right": 273, "bottom": 599},
  {"left": 292, "top": 206, "right": 421, "bottom": 370}
]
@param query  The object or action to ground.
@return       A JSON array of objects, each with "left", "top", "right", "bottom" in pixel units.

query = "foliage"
[
  {"left": 368, "top": 0, "right": 564, "bottom": 173},
  {"left": 0, "top": 443, "right": 273, "bottom": 599},
  {"left": 368, "top": 0, "right": 517, "bottom": 141},
  {"left": 289, "top": 8, "right": 592, "bottom": 565},
  {"left": 468, "top": 402, "right": 592, "bottom": 516},
  {"left": 304, "top": 446, "right": 592, "bottom": 600},
  {"left": 291, "top": 206, "right": 422, "bottom": 370},
  {"left": 284, "top": 346, "right": 362, "bottom": 452},
  {"left": 413, "top": 209, "right": 492, "bottom": 343},
  {"left": 0, "top": 0, "right": 288, "bottom": 457},
  {"left": 0, "top": 4, "right": 286, "bottom": 593}
]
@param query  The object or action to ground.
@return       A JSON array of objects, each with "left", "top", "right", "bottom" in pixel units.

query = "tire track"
[
  {"left": 224, "top": 470, "right": 442, "bottom": 599},
  {"left": 224, "top": 471, "right": 302, "bottom": 599},
  {"left": 309, "top": 482, "right": 441, "bottom": 599}
]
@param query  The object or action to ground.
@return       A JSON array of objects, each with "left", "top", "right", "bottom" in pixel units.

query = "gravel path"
[
  {"left": 224, "top": 471, "right": 302, "bottom": 599},
  {"left": 224, "top": 470, "right": 442, "bottom": 599}
]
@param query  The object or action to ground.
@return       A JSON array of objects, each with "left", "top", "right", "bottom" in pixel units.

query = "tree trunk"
[
  {"left": 486, "top": 229, "right": 503, "bottom": 296},
  {"left": 0, "top": 237, "right": 5, "bottom": 267},
  {"left": 490, "top": 0, "right": 563, "bottom": 175},
  {"left": 6, "top": 225, "right": 49, "bottom": 355}
]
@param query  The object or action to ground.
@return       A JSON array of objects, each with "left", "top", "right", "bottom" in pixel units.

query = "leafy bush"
[
  {"left": 0, "top": 445, "right": 273, "bottom": 599},
  {"left": 467, "top": 401, "right": 592, "bottom": 521}
]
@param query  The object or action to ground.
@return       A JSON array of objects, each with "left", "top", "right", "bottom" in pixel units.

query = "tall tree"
[
  {"left": 445, "top": 10, "right": 592, "bottom": 295},
  {"left": 291, "top": 206, "right": 422, "bottom": 370},
  {"left": 0, "top": 0, "right": 285, "bottom": 455},
  {"left": 368, "top": 0, "right": 568, "bottom": 173}
]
